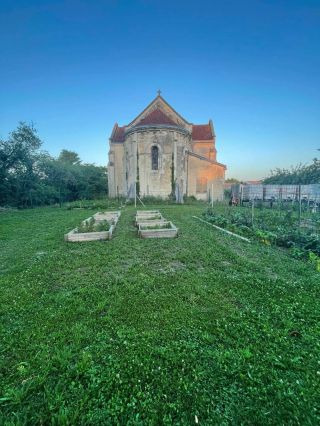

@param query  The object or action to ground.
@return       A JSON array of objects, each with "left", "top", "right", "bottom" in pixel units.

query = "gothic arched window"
[{"left": 151, "top": 146, "right": 159, "bottom": 170}]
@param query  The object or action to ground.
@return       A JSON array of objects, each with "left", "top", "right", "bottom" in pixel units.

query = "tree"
[
  {"left": 39, "top": 156, "right": 75, "bottom": 206},
  {"left": 264, "top": 159, "right": 320, "bottom": 184},
  {"left": 0, "top": 123, "right": 108, "bottom": 207},
  {"left": 225, "top": 178, "right": 241, "bottom": 184},
  {"left": 0, "top": 122, "right": 43, "bottom": 207},
  {"left": 76, "top": 164, "right": 108, "bottom": 200},
  {"left": 58, "top": 149, "right": 81, "bottom": 165}
]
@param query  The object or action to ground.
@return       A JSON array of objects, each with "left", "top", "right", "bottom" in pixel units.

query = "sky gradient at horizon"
[{"left": 1, "top": 0, "right": 319, "bottom": 180}]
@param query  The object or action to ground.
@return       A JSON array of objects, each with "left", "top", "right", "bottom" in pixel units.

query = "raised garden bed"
[
  {"left": 136, "top": 219, "right": 168, "bottom": 227},
  {"left": 65, "top": 215, "right": 117, "bottom": 242},
  {"left": 138, "top": 221, "right": 178, "bottom": 239},
  {"left": 136, "top": 210, "right": 160, "bottom": 216},
  {"left": 93, "top": 210, "right": 121, "bottom": 224},
  {"left": 136, "top": 210, "right": 161, "bottom": 219},
  {"left": 135, "top": 210, "right": 164, "bottom": 226}
]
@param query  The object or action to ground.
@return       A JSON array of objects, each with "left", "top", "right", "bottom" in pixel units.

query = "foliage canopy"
[
  {"left": 264, "top": 159, "right": 320, "bottom": 184},
  {"left": 0, "top": 122, "right": 107, "bottom": 207}
]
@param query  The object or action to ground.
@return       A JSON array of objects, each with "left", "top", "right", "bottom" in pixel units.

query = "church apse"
[{"left": 107, "top": 93, "right": 226, "bottom": 201}]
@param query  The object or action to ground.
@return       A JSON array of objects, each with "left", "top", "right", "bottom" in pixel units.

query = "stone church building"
[{"left": 108, "top": 93, "right": 226, "bottom": 201}]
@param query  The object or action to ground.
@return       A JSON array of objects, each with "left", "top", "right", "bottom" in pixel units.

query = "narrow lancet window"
[{"left": 151, "top": 146, "right": 159, "bottom": 170}]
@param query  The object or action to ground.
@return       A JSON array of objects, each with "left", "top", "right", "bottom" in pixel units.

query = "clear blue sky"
[{"left": 1, "top": 0, "right": 319, "bottom": 180}]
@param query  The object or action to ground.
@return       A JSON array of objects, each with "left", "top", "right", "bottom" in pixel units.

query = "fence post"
[
  {"left": 299, "top": 185, "right": 302, "bottom": 226},
  {"left": 211, "top": 183, "right": 214, "bottom": 208},
  {"left": 251, "top": 197, "right": 255, "bottom": 227},
  {"left": 135, "top": 181, "right": 137, "bottom": 208}
]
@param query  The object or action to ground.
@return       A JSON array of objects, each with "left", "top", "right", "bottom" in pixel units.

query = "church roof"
[
  {"left": 111, "top": 122, "right": 214, "bottom": 142},
  {"left": 110, "top": 94, "right": 215, "bottom": 142},
  {"left": 136, "top": 108, "right": 177, "bottom": 126},
  {"left": 127, "top": 94, "right": 190, "bottom": 127},
  {"left": 192, "top": 124, "right": 213, "bottom": 141},
  {"left": 111, "top": 124, "right": 125, "bottom": 142}
]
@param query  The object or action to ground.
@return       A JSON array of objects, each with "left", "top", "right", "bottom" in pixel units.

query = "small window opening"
[{"left": 151, "top": 146, "right": 159, "bottom": 170}]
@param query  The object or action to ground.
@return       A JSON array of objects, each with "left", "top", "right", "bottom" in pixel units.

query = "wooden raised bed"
[
  {"left": 93, "top": 210, "right": 121, "bottom": 224},
  {"left": 64, "top": 224, "right": 115, "bottom": 242},
  {"left": 135, "top": 210, "right": 163, "bottom": 226},
  {"left": 65, "top": 211, "right": 119, "bottom": 242},
  {"left": 138, "top": 221, "right": 178, "bottom": 239},
  {"left": 136, "top": 210, "right": 160, "bottom": 216},
  {"left": 136, "top": 219, "right": 168, "bottom": 227}
]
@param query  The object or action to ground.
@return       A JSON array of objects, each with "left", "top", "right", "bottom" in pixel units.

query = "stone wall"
[
  {"left": 108, "top": 128, "right": 225, "bottom": 200},
  {"left": 108, "top": 143, "right": 124, "bottom": 197},
  {"left": 187, "top": 155, "right": 225, "bottom": 201},
  {"left": 192, "top": 141, "right": 217, "bottom": 161},
  {"left": 124, "top": 128, "right": 191, "bottom": 198}
]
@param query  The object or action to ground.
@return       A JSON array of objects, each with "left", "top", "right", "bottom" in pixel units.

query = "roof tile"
[
  {"left": 192, "top": 124, "right": 213, "bottom": 140},
  {"left": 137, "top": 108, "right": 177, "bottom": 126},
  {"left": 113, "top": 125, "right": 125, "bottom": 142}
]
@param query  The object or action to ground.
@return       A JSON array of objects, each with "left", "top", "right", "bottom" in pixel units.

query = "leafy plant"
[
  {"left": 76, "top": 217, "right": 111, "bottom": 233},
  {"left": 308, "top": 252, "right": 320, "bottom": 272},
  {"left": 203, "top": 204, "right": 320, "bottom": 262},
  {"left": 95, "top": 220, "right": 111, "bottom": 232}
]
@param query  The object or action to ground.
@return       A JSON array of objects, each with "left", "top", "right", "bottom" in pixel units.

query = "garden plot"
[
  {"left": 136, "top": 210, "right": 162, "bottom": 219},
  {"left": 64, "top": 213, "right": 119, "bottom": 242},
  {"left": 135, "top": 210, "right": 164, "bottom": 226},
  {"left": 138, "top": 221, "right": 178, "bottom": 238},
  {"left": 136, "top": 210, "right": 160, "bottom": 216},
  {"left": 135, "top": 210, "right": 178, "bottom": 238},
  {"left": 202, "top": 204, "right": 320, "bottom": 268},
  {"left": 137, "top": 218, "right": 168, "bottom": 227},
  {"left": 93, "top": 210, "right": 121, "bottom": 224}
]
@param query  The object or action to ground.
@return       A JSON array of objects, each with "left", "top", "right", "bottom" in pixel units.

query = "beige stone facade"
[{"left": 108, "top": 94, "right": 226, "bottom": 201}]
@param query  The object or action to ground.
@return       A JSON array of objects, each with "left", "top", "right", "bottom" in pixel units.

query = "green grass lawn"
[{"left": 0, "top": 203, "right": 319, "bottom": 425}]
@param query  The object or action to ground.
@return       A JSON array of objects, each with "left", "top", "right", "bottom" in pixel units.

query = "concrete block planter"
[{"left": 138, "top": 221, "right": 178, "bottom": 239}]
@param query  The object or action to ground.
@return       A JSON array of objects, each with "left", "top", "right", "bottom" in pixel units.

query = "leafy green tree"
[
  {"left": 0, "top": 123, "right": 108, "bottom": 207},
  {"left": 76, "top": 164, "right": 108, "bottom": 200},
  {"left": 39, "top": 156, "right": 75, "bottom": 206},
  {"left": 264, "top": 159, "right": 320, "bottom": 184},
  {"left": 35, "top": 151, "right": 107, "bottom": 205},
  {"left": 225, "top": 178, "right": 241, "bottom": 183},
  {"left": 0, "top": 122, "right": 42, "bottom": 206},
  {"left": 58, "top": 149, "right": 81, "bottom": 165}
]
